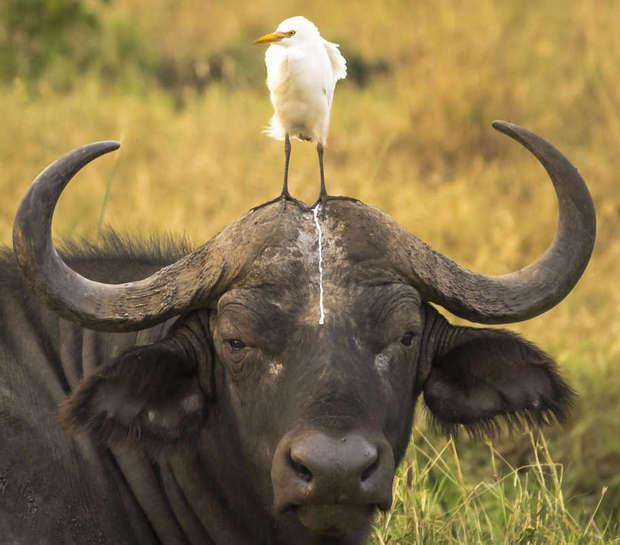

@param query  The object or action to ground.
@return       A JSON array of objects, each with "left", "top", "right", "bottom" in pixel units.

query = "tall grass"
[
  {"left": 0, "top": 0, "right": 619, "bottom": 541},
  {"left": 371, "top": 430, "right": 618, "bottom": 545}
]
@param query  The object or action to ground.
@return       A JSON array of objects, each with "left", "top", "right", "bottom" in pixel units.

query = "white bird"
[{"left": 255, "top": 16, "right": 347, "bottom": 207}]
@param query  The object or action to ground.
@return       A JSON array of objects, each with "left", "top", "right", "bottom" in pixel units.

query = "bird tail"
[{"left": 263, "top": 115, "right": 285, "bottom": 141}]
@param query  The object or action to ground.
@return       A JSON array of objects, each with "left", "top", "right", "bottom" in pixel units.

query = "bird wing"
[{"left": 322, "top": 39, "right": 347, "bottom": 81}]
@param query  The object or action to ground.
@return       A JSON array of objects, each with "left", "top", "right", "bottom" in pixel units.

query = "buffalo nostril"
[
  {"left": 360, "top": 450, "right": 380, "bottom": 482},
  {"left": 273, "top": 432, "right": 395, "bottom": 518},
  {"left": 288, "top": 451, "right": 313, "bottom": 482}
]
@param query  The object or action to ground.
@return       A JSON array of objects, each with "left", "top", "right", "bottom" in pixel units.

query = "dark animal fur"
[
  {"left": 424, "top": 327, "right": 574, "bottom": 438},
  {"left": 59, "top": 339, "right": 207, "bottom": 446},
  {"left": 0, "top": 231, "right": 576, "bottom": 545}
]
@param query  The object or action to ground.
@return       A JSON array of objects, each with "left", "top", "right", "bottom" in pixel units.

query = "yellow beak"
[{"left": 254, "top": 31, "right": 288, "bottom": 44}]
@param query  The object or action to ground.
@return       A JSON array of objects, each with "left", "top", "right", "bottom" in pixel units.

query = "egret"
[{"left": 255, "top": 16, "right": 347, "bottom": 207}]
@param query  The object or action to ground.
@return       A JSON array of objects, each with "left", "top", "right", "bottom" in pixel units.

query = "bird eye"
[
  {"left": 225, "top": 339, "right": 246, "bottom": 352},
  {"left": 401, "top": 332, "right": 416, "bottom": 347},
  {"left": 288, "top": 30, "right": 296, "bottom": 36}
]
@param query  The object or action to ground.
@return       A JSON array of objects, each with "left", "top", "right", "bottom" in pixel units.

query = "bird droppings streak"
[{"left": 312, "top": 205, "right": 326, "bottom": 325}]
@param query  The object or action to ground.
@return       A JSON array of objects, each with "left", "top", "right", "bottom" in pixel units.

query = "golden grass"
[{"left": 371, "top": 430, "right": 619, "bottom": 544}]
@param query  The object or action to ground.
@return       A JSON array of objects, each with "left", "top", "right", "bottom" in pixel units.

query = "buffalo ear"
[
  {"left": 423, "top": 326, "right": 573, "bottom": 436},
  {"left": 60, "top": 340, "right": 209, "bottom": 445}
]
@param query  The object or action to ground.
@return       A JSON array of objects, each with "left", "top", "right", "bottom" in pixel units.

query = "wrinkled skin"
[
  {"left": 0, "top": 203, "right": 570, "bottom": 544},
  {"left": 204, "top": 204, "right": 570, "bottom": 543}
]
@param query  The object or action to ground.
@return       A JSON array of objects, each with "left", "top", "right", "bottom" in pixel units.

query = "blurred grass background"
[{"left": 0, "top": 0, "right": 619, "bottom": 542}]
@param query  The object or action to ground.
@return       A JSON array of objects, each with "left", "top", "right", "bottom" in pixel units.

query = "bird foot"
[
  {"left": 310, "top": 193, "right": 328, "bottom": 219},
  {"left": 251, "top": 192, "right": 307, "bottom": 213},
  {"left": 311, "top": 194, "right": 360, "bottom": 206}
]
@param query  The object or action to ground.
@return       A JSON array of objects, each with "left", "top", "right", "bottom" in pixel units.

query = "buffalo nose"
[
  {"left": 290, "top": 435, "right": 379, "bottom": 490},
  {"left": 272, "top": 431, "right": 394, "bottom": 513}
]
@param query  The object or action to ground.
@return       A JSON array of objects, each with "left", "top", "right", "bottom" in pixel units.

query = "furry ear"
[
  {"left": 423, "top": 326, "right": 573, "bottom": 436},
  {"left": 60, "top": 339, "right": 208, "bottom": 445}
]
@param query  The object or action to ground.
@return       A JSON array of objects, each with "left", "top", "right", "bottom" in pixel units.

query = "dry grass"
[{"left": 0, "top": 0, "right": 619, "bottom": 541}]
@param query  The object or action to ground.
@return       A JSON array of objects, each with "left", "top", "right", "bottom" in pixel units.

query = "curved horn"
[
  {"left": 13, "top": 142, "right": 234, "bottom": 331},
  {"left": 402, "top": 121, "right": 596, "bottom": 323}
]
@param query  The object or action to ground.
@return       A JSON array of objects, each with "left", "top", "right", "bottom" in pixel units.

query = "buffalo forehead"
[
  {"left": 221, "top": 201, "right": 418, "bottom": 325},
  {"left": 232, "top": 201, "right": 407, "bottom": 286}
]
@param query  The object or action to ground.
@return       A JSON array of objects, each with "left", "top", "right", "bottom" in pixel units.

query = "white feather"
[
  {"left": 265, "top": 114, "right": 286, "bottom": 141},
  {"left": 323, "top": 39, "right": 347, "bottom": 81},
  {"left": 261, "top": 16, "right": 347, "bottom": 145}
]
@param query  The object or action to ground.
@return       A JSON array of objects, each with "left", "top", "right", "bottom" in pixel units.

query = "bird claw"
[
  {"left": 310, "top": 195, "right": 361, "bottom": 219},
  {"left": 251, "top": 193, "right": 307, "bottom": 213},
  {"left": 310, "top": 196, "right": 328, "bottom": 219},
  {"left": 311, "top": 195, "right": 360, "bottom": 207}
]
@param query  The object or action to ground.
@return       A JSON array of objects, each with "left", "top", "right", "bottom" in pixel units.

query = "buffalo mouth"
[
  {"left": 271, "top": 428, "right": 395, "bottom": 537},
  {"left": 290, "top": 503, "right": 376, "bottom": 534}
]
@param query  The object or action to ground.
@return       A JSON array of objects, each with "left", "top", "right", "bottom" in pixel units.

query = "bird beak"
[{"left": 254, "top": 31, "right": 288, "bottom": 44}]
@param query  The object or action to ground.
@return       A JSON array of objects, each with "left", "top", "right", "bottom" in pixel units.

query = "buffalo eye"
[
  {"left": 401, "top": 332, "right": 416, "bottom": 347},
  {"left": 225, "top": 339, "right": 246, "bottom": 352}
]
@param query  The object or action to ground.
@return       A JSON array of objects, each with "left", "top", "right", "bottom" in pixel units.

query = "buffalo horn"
[
  {"left": 402, "top": 121, "right": 596, "bottom": 323},
  {"left": 13, "top": 142, "right": 237, "bottom": 331}
]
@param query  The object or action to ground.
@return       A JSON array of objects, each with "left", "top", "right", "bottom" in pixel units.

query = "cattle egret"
[{"left": 255, "top": 16, "right": 347, "bottom": 206}]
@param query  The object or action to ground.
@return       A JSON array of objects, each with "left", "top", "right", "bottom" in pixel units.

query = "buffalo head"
[{"left": 12, "top": 122, "right": 595, "bottom": 542}]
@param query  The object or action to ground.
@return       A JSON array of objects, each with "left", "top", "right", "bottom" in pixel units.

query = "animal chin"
[{"left": 292, "top": 504, "right": 375, "bottom": 534}]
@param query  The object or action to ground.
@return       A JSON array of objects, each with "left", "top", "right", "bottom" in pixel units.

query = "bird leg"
[
  {"left": 281, "top": 133, "right": 292, "bottom": 201},
  {"left": 315, "top": 142, "right": 328, "bottom": 210},
  {"left": 252, "top": 134, "right": 306, "bottom": 213},
  {"left": 311, "top": 143, "right": 359, "bottom": 211}
]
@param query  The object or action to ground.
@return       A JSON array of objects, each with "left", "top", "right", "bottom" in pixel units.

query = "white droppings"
[
  {"left": 312, "top": 205, "right": 326, "bottom": 325},
  {"left": 268, "top": 361, "right": 284, "bottom": 378},
  {"left": 374, "top": 353, "right": 390, "bottom": 373}
]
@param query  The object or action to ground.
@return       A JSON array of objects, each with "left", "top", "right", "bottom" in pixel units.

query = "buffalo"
[{"left": 1, "top": 121, "right": 595, "bottom": 544}]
